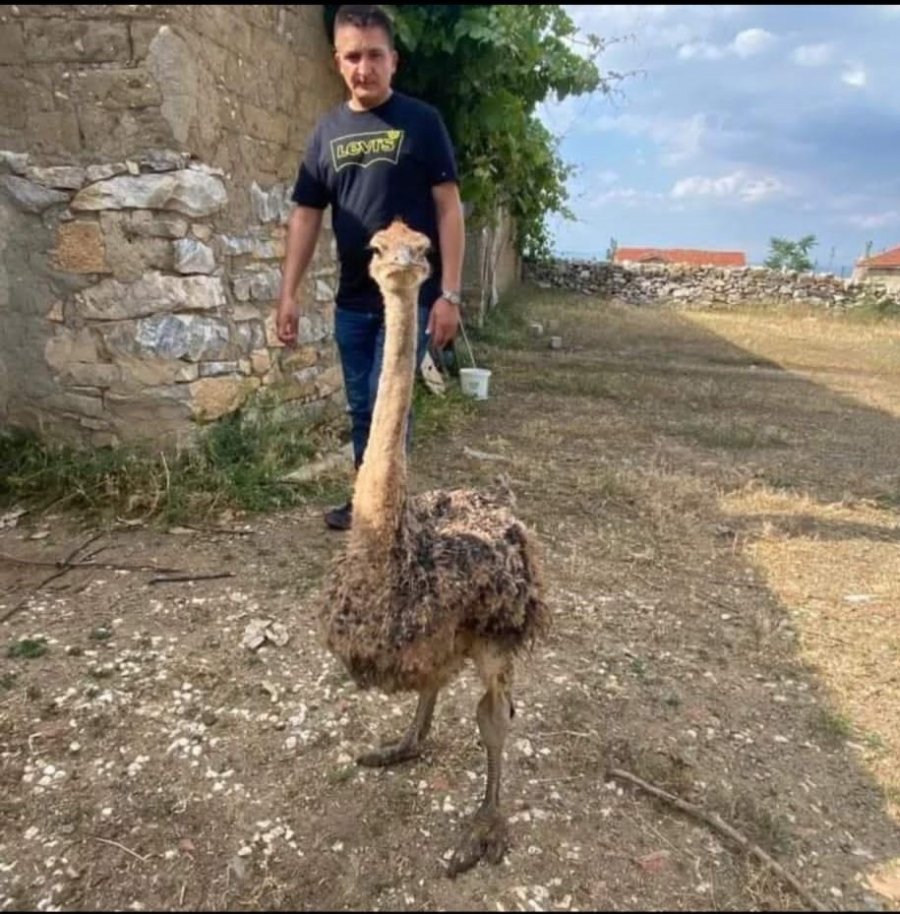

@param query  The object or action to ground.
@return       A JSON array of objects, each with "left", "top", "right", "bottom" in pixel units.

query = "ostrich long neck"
[{"left": 350, "top": 286, "right": 418, "bottom": 549}]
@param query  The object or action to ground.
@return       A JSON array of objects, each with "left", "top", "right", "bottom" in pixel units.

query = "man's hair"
[{"left": 334, "top": 5, "right": 394, "bottom": 49}]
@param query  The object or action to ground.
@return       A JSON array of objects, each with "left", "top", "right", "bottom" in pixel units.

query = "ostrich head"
[{"left": 368, "top": 219, "right": 432, "bottom": 297}]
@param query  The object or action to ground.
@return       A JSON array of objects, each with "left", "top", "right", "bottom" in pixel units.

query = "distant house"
[
  {"left": 613, "top": 247, "right": 746, "bottom": 268},
  {"left": 851, "top": 245, "right": 900, "bottom": 291}
]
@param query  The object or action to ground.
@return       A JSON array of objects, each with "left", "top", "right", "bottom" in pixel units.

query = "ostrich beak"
[{"left": 392, "top": 246, "right": 414, "bottom": 267}]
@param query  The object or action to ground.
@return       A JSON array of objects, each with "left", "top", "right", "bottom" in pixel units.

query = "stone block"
[
  {"left": 281, "top": 346, "right": 318, "bottom": 371},
  {"left": 241, "top": 102, "right": 289, "bottom": 147},
  {"left": 198, "top": 360, "right": 241, "bottom": 378},
  {"left": 100, "top": 212, "right": 171, "bottom": 282},
  {"left": 173, "top": 237, "right": 215, "bottom": 274},
  {"left": 75, "top": 271, "right": 227, "bottom": 320},
  {"left": 132, "top": 313, "right": 231, "bottom": 361},
  {"left": 23, "top": 20, "right": 130, "bottom": 64},
  {"left": 85, "top": 162, "right": 127, "bottom": 183},
  {"left": 0, "top": 23, "right": 26, "bottom": 64},
  {"left": 77, "top": 67, "right": 162, "bottom": 109},
  {"left": 26, "top": 108, "right": 82, "bottom": 154},
  {"left": 189, "top": 376, "right": 259, "bottom": 421},
  {"left": 249, "top": 181, "right": 292, "bottom": 224},
  {"left": 249, "top": 348, "right": 271, "bottom": 376},
  {"left": 0, "top": 151, "right": 29, "bottom": 175},
  {"left": 126, "top": 210, "right": 189, "bottom": 239},
  {"left": 44, "top": 327, "right": 98, "bottom": 370},
  {"left": 0, "top": 174, "right": 70, "bottom": 213},
  {"left": 105, "top": 387, "right": 193, "bottom": 432},
  {"left": 25, "top": 165, "right": 86, "bottom": 190},
  {"left": 315, "top": 364, "right": 343, "bottom": 397},
  {"left": 130, "top": 19, "right": 164, "bottom": 60},
  {"left": 75, "top": 106, "right": 172, "bottom": 159},
  {"left": 236, "top": 134, "right": 287, "bottom": 182},
  {"left": 234, "top": 319, "right": 266, "bottom": 352},
  {"left": 111, "top": 352, "right": 192, "bottom": 388},
  {"left": 53, "top": 221, "right": 108, "bottom": 273},
  {"left": 72, "top": 170, "right": 227, "bottom": 218}
]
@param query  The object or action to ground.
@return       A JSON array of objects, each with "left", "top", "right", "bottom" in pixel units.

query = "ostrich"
[{"left": 320, "top": 219, "right": 548, "bottom": 876}]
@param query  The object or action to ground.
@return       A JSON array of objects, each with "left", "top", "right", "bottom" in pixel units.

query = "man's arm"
[
  {"left": 276, "top": 205, "right": 325, "bottom": 345},
  {"left": 428, "top": 180, "right": 465, "bottom": 350}
]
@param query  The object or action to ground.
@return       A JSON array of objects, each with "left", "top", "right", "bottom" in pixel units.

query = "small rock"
[
  {"left": 261, "top": 681, "right": 280, "bottom": 703},
  {"left": 242, "top": 619, "right": 270, "bottom": 651},
  {"left": 549, "top": 336, "right": 563, "bottom": 350},
  {"left": 265, "top": 623, "right": 290, "bottom": 647}
]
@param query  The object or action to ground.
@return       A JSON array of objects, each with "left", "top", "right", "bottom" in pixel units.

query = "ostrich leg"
[
  {"left": 357, "top": 685, "right": 439, "bottom": 767},
  {"left": 447, "top": 656, "right": 513, "bottom": 877}
]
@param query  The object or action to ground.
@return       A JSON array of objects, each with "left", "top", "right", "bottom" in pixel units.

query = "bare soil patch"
[{"left": 2, "top": 289, "right": 899, "bottom": 911}]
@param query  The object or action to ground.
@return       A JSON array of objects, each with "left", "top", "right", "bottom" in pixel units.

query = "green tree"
[
  {"left": 323, "top": 5, "right": 622, "bottom": 260},
  {"left": 764, "top": 234, "right": 818, "bottom": 272},
  {"left": 606, "top": 236, "right": 618, "bottom": 262}
]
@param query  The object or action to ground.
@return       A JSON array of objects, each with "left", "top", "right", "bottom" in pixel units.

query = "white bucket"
[{"left": 459, "top": 367, "right": 492, "bottom": 400}]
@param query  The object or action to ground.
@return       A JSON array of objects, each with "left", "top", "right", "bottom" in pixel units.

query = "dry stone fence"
[
  {"left": 525, "top": 258, "right": 900, "bottom": 311},
  {"left": 0, "top": 5, "right": 344, "bottom": 448}
]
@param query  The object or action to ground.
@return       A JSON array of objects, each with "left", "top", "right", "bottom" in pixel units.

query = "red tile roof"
[
  {"left": 614, "top": 247, "right": 746, "bottom": 267},
  {"left": 857, "top": 245, "right": 900, "bottom": 268}
]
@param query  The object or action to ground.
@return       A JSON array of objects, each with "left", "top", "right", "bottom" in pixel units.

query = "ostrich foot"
[
  {"left": 356, "top": 741, "right": 422, "bottom": 767},
  {"left": 446, "top": 807, "right": 509, "bottom": 878}
]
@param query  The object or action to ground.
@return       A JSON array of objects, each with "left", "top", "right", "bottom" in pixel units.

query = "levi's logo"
[{"left": 330, "top": 129, "right": 404, "bottom": 171}]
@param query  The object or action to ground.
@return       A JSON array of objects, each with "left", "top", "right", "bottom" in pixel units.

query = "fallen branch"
[
  {"left": 1, "top": 533, "right": 107, "bottom": 624},
  {"left": 607, "top": 767, "right": 829, "bottom": 913},
  {"left": 0, "top": 535, "right": 181, "bottom": 624},
  {"left": 0, "top": 553, "right": 182, "bottom": 574},
  {"left": 148, "top": 572, "right": 235, "bottom": 585}
]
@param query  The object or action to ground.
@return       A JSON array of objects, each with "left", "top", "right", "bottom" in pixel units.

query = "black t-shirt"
[{"left": 292, "top": 91, "right": 459, "bottom": 312}]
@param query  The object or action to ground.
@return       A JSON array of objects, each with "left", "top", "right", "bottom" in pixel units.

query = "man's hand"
[
  {"left": 276, "top": 298, "right": 299, "bottom": 346},
  {"left": 427, "top": 296, "right": 460, "bottom": 351}
]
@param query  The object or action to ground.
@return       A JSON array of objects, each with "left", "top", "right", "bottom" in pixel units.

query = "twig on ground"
[
  {"left": 0, "top": 534, "right": 183, "bottom": 623},
  {"left": 92, "top": 836, "right": 150, "bottom": 863},
  {"left": 0, "top": 533, "right": 108, "bottom": 624},
  {"left": 148, "top": 572, "right": 235, "bottom": 585},
  {"left": 607, "top": 767, "right": 829, "bottom": 913},
  {"left": 0, "top": 554, "right": 183, "bottom": 573}
]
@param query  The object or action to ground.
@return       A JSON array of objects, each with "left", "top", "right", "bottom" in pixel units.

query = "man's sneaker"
[{"left": 324, "top": 500, "right": 352, "bottom": 531}]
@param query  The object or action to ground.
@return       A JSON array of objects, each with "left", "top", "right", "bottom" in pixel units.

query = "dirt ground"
[{"left": 2, "top": 288, "right": 899, "bottom": 912}]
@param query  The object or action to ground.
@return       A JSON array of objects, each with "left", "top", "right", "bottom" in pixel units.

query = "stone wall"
[
  {"left": 525, "top": 258, "right": 900, "bottom": 311},
  {"left": 0, "top": 4, "right": 344, "bottom": 448}
]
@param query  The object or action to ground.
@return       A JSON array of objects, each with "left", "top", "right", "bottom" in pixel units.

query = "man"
[{"left": 276, "top": 4, "right": 465, "bottom": 530}]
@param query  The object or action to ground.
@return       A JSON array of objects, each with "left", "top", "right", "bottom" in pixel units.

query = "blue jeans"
[{"left": 334, "top": 303, "right": 431, "bottom": 469}]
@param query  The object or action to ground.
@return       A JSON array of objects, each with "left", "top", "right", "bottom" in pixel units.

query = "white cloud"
[
  {"left": 732, "top": 27, "right": 776, "bottom": 57},
  {"left": 595, "top": 169, "right": 620, "bottom": 185},
  {"left": 678, "top": 41, "right": 725, "bottom": 61},
  {"left": 845, "top": 210, "right": 900, "bottom": 229},
  {"left": 676, "top": 26, "right": 776, "bottom": 62},
  {"left": 791, "top": 43, "right": 834, "bottom": 66},
  {"left": 591, "top": 187, "right": 663, "bottom": 208},
  {"left": 841, "top": 66, "right": 867, "bottom": 87},
  {"left": 671, "top": 170, "right": 787, "bottom": 203},
  {"left": 590, "top": 112, "right": 709, "bottom": 165}
]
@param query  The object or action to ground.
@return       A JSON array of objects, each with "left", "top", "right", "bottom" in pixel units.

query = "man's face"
[{"left": 334, "top": 23, "right": 398, "bottom": 110}]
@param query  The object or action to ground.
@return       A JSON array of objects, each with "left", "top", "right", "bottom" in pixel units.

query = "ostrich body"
[{"left": 320, "top": 219, "right": 548, "bottom": 876}]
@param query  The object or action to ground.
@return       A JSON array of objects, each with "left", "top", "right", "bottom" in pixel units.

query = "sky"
[{"left": 537, "top": 5, "right": 900, "bottom": 274}]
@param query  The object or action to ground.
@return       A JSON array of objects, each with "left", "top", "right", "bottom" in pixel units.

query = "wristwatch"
[{"left": 440, "top": 289, "right": 463, "bottom": 306}]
